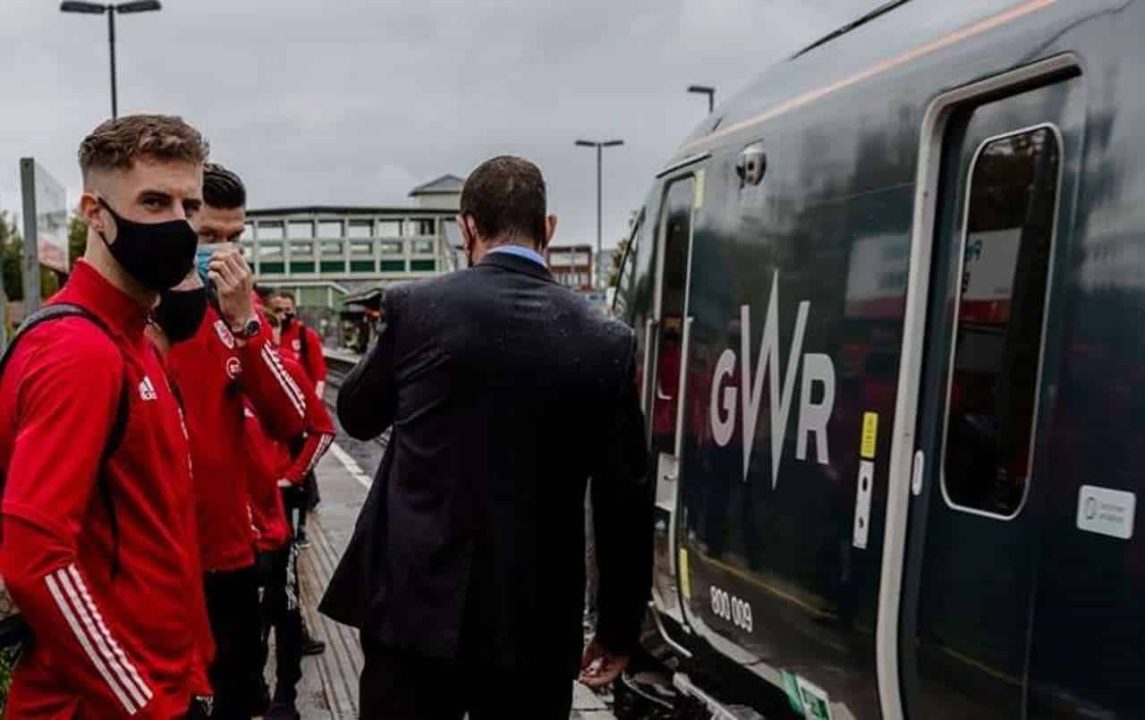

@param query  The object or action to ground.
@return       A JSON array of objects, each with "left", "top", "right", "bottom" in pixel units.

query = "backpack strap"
[{"left": 0, "top": 303, "right": 131, "bottom": 575}]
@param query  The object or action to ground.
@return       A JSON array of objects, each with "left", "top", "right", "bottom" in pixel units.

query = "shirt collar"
[
  {"left": 57, "top": 260, "right": 152, "bottom": 340},
  {"left": 488, "top": 245, "right": 546, "bottom": 267}
]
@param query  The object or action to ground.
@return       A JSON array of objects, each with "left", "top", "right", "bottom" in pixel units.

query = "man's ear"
[
  {"left": 543, "top": 214, "right": 558, "bottom": 247},
  {"left": 458, "top": 214, "right": 474, "bottom": 249},
  {"left": 78, "top": 192, "right": 105, "bottom": 236}
]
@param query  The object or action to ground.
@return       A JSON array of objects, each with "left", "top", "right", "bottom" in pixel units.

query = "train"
[{"left": 610, "top": 1, "right": 1145, "bottom": 718}]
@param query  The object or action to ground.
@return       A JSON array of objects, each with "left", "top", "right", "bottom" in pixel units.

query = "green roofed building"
[{"left": 242, "top": 175, "right": 465, "bottom": 342}]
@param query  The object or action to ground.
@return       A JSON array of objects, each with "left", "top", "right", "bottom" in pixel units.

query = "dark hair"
[
  {"left": 203, "top": 163, "right": 246, "bottom": 209},
  {"left": 460, "top": 156, "right": 547, "bottom": 245},
  {"left": 79, "top": 114, "right": 208, "bottom": 181},
  {"left": 273, "top": 290, "right": 296, "bottom": 304},
  {"left": 254, "top": 283, "right": 274, "bottom": 302}
]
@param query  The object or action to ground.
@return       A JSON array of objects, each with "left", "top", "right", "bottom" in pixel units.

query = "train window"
[
  {"left": 350, "top": 240, "right": 373, "bottom": 255},
  {"left": 659, "top": 179, "right": 693, "bottom": 322},
  {"left": 648, "top": 178, "right": 694, "bottom": 450},
  {"left": 318, "top": 220, "right": 343, "bottom": 238},
  {"left": 942, "top": 126, "right": 1060, "bottom": 518},
  {"left": 380, "top": 240, "right": 404, "bottom": 255}
]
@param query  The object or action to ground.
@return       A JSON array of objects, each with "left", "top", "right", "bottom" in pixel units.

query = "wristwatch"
[{"left": 232, "top": 315, "right": 261, "bottom": 340}]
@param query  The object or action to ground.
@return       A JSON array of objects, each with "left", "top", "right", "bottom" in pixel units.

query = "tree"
[
  {"left": 606, "top": 233, "right": 630, "bottom": 290},
  {"left": 0, "top": 211, "right": 69, "bottom": 304},
  {"left": 0, "top": 212, "right": 22, "bottom": 302},
  {"left": 69, "top": 214, "right": 86, "bottom": 267},
  {"left": 605, "top": 209, "right": 640, "bottom": 290}
]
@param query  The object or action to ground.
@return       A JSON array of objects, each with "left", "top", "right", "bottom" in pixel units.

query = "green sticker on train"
[{"left": 780, "top": 671, "right": 803, "bottom": 713}]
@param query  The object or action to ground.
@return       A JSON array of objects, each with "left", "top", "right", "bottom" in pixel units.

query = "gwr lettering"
[{"left": 709, "top": 271, "right": 837, "bottom": 487}]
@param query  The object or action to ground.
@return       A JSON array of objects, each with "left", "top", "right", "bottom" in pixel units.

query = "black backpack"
[{"left": 0, "top": 304, "right": 130, "bottom": 648}]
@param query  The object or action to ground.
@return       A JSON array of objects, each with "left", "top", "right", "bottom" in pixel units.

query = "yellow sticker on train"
[
  {"left": 679, "top": 547, "right": 692, "bottom": 599},
  {"left": 861, "top": 412, "right": 878, "bottom": 460}
]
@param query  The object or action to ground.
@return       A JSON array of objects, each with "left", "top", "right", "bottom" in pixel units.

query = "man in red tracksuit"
[
  {"left": 267, "top": 290, "right": 329, "bottom": 549},
  {"left": 246, "top": 334, "right": 335, "bottom": 720},
  {"left": 267, "top": 291, "right": 327, "bottom": 397},
  {"left": 0, "top": 115, "right": 214, "bottom": 718},
  {"left": 164, "top": 164, "right": 305, "bottom": 719}
]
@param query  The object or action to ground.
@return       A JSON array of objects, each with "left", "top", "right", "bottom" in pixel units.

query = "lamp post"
[
  {"left": 574, "top": 139, "right": 624, "bottom": 290},
  {"left": 60, "top": 1, "right": 162, "bottom": 119},
  {"left": 687, "top": 85, "right": 716, "bottom": 114}
]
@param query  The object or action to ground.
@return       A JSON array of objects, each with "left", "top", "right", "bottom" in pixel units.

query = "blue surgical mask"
[{"left": 195, "top": 243, "right": 227, "bottom": 282}]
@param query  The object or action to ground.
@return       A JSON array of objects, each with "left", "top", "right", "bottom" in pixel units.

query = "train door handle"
[
  {"left": 640, "top": 318, "right": 658, "bottom": 412},
  {"left": 674, "top": 317, "right": 694, "bottom": 458}
]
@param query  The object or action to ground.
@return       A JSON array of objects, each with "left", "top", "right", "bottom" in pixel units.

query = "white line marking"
[{"left": 329, "top": 441, "right": 372, "bottom": 490}]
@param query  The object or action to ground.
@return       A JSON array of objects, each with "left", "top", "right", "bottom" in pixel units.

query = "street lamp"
[
  {"left": 687, "top": 85, "right": 716, "bottom": 114},
  {"left": 575, "top": 139, "right": 624, "bottom": 291},
  {"left": 60, "top": 1, "right": 163, "bottom": 119}
]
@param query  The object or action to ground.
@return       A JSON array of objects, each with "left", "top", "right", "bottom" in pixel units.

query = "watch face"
[{"left": 239, "top": 318, "right": 261, "bottom": 338}]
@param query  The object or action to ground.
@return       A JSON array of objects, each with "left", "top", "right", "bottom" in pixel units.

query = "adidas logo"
[{"left": 138, "top": 376, "right": 158, "bottom": 402}]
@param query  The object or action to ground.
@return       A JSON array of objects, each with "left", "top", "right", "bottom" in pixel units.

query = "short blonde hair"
[{"left": 78, "top": 114, "right": 209, "bottom": 181}]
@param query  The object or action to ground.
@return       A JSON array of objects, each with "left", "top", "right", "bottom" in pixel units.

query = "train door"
[
  {"left": 897, "top": 73, "right": 1081, "bottom": 718},
  {"left": 648, "top": 173, "right": 699, "bottom": 627}
]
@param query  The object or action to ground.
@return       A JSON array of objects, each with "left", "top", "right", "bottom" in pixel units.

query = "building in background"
[
  {"left": 409, "top": 174, "right": 465, "bottom": 210},
  {"left": 243, "top": 175, "right": 464, "bottom": 341},
  {"left": 545, "top": 244, "right": 594, "bottom": 292},
  {"left": 544, "top": 244, "right": 612, "bottom": 307}
]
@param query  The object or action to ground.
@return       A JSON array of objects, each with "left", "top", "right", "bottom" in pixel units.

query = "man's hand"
[
  {"left": 578, "top": 636, "right": 629, "bottom": 689},
  {"left": 208, "top": 245, "right": 254, "bottom": 330}
]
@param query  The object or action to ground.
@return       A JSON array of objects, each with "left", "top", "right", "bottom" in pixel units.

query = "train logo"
[{"left": 709, "top": 271, "right": 836, "bottom": 488}]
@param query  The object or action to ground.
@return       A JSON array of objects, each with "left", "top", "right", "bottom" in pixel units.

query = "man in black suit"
[{"left": 320, "top": 156, "right": 651, "bottom": 719}]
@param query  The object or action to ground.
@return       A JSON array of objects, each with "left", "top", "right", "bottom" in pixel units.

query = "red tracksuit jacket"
[
  {"left": 166, "top": 305, "right": 305, "bottom": 573},
  {"left": 245, "top": 406, "right": 289, "bottom": 553},
  {"left": 278, "top": 321, "right": 326, "bottom": 392},
  {"left": 0, "top": 261, "right": 212, "bottom": 719},
  {"left": 246, "top": 356, "right": 335, "bottom": 553}
]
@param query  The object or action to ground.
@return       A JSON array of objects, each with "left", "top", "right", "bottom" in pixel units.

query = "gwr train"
[{"left": 611, "top": 1, "right": 1145, "bottom": 717}]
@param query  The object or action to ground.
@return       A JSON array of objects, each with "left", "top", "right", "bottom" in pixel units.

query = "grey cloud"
[{"left": 1, "top": 0, "right": 876, "bottom": 247}]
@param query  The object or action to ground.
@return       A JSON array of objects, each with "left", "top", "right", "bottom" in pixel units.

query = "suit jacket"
[{"left": 320, "top": 252, "right": 651, "bottom": 676}]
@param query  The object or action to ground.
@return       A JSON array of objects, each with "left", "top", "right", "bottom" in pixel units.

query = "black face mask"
[
  {"left": 281, "top": 313, "right": 295, "bottom": 331},
  {"left": 154, "top": 287, "right": 208, "bottom": 344},
  {"left": 97, "top": 197, "right": 198, "bottom": 291}
]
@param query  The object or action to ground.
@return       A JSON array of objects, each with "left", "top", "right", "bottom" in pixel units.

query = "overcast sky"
[{"left": 0, "top": 0, "right": 875, "bottom": 248}]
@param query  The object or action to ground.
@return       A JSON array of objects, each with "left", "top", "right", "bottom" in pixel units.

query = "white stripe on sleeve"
[
  {"left": 66, "top": 565, "right": 153, "bottom": 703},
  {"left": 56, "top": 568, "right": 150, "bottom": 711},
  {"left": 261, "top": 347, "right": 306, "bottom": 418},
  {"left": 45, "top": 571, "right": 139, "bottom": 715}
]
